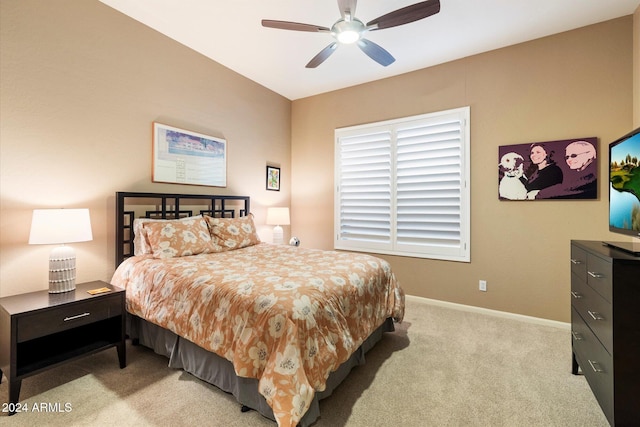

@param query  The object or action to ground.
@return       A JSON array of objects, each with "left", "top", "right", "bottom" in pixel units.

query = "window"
[{"left": 334, "top": 107, "right": 470, "bottom": 262}]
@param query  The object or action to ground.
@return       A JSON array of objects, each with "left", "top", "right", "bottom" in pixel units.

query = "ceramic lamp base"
[
  {"left": 49, "top": 245, "right": 76, "bottom": 293},
  {"left": 272, "top": 225, "right": 284, "bottom": 245}
]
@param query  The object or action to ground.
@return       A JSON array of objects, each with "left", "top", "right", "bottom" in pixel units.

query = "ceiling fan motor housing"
[{"left": 332, "top": 18, "right": 365, "bottom": 44}]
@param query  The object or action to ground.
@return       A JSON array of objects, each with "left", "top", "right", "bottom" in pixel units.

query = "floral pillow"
[
  {"left": 205, "top": 214, "right": 260, "bottom": 251},
  {"left": 142, "top": 216, "right": 215, "bottom": 258},
  {"left": 133, "top": 215, "right": 203, "bottom": 256}
]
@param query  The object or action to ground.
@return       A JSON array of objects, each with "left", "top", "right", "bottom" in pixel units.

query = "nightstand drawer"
[{"left": 17, "top": 295, "right": 122, "bottom": 342}]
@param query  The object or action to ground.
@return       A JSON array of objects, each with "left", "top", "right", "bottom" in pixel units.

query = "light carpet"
[{"left": 0, "top": 297, "right": 609, "bottom": 426}]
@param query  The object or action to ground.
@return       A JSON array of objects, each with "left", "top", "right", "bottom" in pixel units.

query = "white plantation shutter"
[
  {"left": 336, "top": 128, "right": 393, "bottom": 251},
  {"left": 395, "top": 116, "right": 464, "bottom": 257},
  {"left": 335, "top": 107, "right": 470, "bottom": 262}
]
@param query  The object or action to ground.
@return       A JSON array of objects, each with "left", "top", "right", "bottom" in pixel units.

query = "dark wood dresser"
[{"left": 570, "top": 240, "right": 640, "bottom": 426}]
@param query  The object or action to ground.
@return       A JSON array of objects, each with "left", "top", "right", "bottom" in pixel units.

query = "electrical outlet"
[{"left": 479, "top": 280, "right": 487, "bottom": 292}]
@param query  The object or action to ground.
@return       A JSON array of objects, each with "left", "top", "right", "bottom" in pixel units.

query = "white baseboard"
[{"left": 405, "top": 294, "right": 571, "bottom": 330}]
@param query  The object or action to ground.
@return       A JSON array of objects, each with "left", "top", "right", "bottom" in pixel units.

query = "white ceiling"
[{"left": 99, "top": 0, "right": 639, "bottom": 100}]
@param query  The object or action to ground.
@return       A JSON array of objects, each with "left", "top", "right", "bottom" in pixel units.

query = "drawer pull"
[
  {"left": 587, "top": 310, "right": 604, "bottom": 321},
  {"left": 571, "top": 331, "right": 583, "bottom": 341},
  {"left": 587, "top": 271, "right": 604, "bottom": 279},
  {"left": 588, "top": 359, "right": 604, "bottom": 373},
  {"left": 570, "top": 258, "right": 582, "bottom": 265},
  {"left": 570, "top": 291, "right": 582, "bottom": 299},
  {"left": 64, "top": 312, "right": 91, "bottom": 322}
]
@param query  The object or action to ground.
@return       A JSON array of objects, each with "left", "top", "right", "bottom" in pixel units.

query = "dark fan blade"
[
  {"left": 306, "top": 42, "right": 338, "bottom": 68},
  {"left": 357, "top": 38, "right": 395, "bottom": 66},
  {"left": 366, "top": 0, "right": 440, "bottom": 31},
  {"left": 337, "top": 0, "right": 357, "bottom": 20},
  {"left": 262, "top": 20, "right": 330, "bottom": 33}
]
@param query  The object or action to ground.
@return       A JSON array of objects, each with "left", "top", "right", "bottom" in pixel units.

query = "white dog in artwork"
[{"left": 499, "top": 152, "right": 527, "bottom": 200}]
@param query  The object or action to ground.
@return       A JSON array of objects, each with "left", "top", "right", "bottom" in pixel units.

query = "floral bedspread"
[{"left": 111, "top": 242, "right": 404, "bottom": 427}]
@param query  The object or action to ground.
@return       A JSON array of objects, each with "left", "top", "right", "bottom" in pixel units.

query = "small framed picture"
[{"left": 266, "top": 166, "right": 280, "bottom": 191}]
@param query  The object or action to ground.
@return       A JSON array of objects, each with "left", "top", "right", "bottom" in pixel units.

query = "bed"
[{"left": 111, "top": 191, "right": 404, "bottom": 426}]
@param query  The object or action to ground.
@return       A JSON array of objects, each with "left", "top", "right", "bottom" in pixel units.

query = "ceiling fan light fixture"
[
  {"left": 332, "top": 19, "right": 364, "bottom": 44},
  {"left": 337, "top": 30, "right": 360, "bottom": 44}
]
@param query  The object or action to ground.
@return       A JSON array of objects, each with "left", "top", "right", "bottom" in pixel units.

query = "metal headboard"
[{"left": 115, "top": 191, "right": 250, "bottom": 266}]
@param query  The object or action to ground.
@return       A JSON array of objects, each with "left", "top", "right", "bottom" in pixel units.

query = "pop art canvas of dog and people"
[{"left": 498, "top": 137, "right": 598, "bottom": 200}]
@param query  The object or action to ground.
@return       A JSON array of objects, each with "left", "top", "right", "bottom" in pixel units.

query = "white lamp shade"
[
  {"left": 29, "top": 208, "right": 93, "bottom": 293},
  {"left": 29, "top": 209, "right": 93, "bottom": 244},
  {"left": 266, "top": 207, "right": 290, "bottom": 226}
]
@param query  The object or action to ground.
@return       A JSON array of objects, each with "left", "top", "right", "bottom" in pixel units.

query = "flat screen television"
[{"left": 607, "top": 126, "right": 640, "bottom": 255}]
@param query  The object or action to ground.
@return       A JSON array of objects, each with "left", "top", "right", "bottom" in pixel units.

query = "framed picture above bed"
[
  {"left": 152, "top": 122, "right": 227, "bottom": 187},
  {"left": 266, "top": 165, "right": 280, "bottom": 191}
]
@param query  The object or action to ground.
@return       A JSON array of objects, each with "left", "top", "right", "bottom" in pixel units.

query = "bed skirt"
[{"left": 127, "top": 314, "right": 395, "bottom": 426}]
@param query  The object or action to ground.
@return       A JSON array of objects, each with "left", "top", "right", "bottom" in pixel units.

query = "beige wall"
[
  {"left": 635, "top": 4, "right": 640, "bottom": 126},
  {"left": 291, "top": 17, "right": 634, "bottom": 322},
  {"left": 0, "top": 1, "right": 291, "bottom": 297}
]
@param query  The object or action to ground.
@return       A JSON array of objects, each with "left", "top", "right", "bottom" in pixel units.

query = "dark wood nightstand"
[{"left": 0, "top": 280, "right": 125, "bottom": 414}]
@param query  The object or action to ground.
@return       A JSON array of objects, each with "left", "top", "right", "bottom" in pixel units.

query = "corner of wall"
[{"left": 634, "top": 5, "right": 640, "bottom": 127}]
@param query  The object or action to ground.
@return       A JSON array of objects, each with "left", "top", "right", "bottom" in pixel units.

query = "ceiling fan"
[{"left": 262, "top": 0, "right": 441, "bottom": 68}]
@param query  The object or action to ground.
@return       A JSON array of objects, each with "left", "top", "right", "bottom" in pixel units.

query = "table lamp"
[
  {"left": 28, "top": 208, "right": 93, "bottom": 293},
  {"left": 266, "top": 207, "right": 290, "bottom": 245}
]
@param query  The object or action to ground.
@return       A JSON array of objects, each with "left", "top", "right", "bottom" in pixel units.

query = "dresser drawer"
[
  {"left": 570, "top": 245, "right": 587, "bottom": 282},
  {"left": 17, "top": 295, "right": 123, "bottom": 342},
  {"left": 570, "top": 273, "right": 612, "bottom": 354},
  {"left": 570, "top": 240, "right": 640, "bottom": 426},
  {"left": 571, "top": 307, "right": 613, "bottom": 422},
  {"left": 585, "top": 253, "right": 612, "bottom": 303}
]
